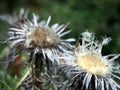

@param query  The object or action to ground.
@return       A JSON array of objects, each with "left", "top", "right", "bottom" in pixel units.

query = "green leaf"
[
  {"left": 14, "top": 66, "right": 31, "bottom": 89},
  {"left": 3, "top": 81, "right": 11, "bottom": 90},
  {"left": 0, "top": 47, "right": 9, "bottom": 60}
]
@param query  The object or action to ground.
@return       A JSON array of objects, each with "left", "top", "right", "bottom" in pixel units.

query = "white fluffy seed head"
[
  {"left": 74, "top": 32, "right": 115, "bottom": 76},
  {"left": 76, "top": 52, "right": 112, "bottom": 76}
]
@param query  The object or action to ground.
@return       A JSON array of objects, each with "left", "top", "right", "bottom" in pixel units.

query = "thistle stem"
[{"left": 33, "top": 53, "right": 43, "bottom": 89}]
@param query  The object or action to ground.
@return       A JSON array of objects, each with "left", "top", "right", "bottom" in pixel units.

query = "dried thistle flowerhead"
[
  {"left": 5, "top": 13, "right": 75, "bottom": 60},
  {"left": 75, "top": 32, "right": 114, "bottom": 76},
  {"left": 59, "top": 32, "right": 120, "bottom": 90}
]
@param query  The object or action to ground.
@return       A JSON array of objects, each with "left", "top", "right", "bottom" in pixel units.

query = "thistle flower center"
[
  {"left": 76, "top": 52, "right": 111, "bottom": 76},
  {"left": 27, "top": 27, "right": 60, "bottom": 48}
]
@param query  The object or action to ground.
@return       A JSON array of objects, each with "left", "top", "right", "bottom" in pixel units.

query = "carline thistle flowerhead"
[
  {"left": 59, "top": 32, "right": 120, "bottom": 90},
  {"left": 5, "top": 13, "right": 75, "bottom": 60}
]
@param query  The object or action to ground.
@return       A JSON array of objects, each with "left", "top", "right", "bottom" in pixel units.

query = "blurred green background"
[
  {"left": 0, "top": 0, "right": 120, "bottom": 54},
  {"left": 0, "top": 0, "right": 120, "bottom": 89}
]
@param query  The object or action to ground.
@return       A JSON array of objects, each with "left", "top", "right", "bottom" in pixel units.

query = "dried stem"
[
  {"left": 30, "top": 52, "right": 43, "bottom": 90},
  {"left": 35, "top": 53, "right": 43, "bottom": 89}
]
